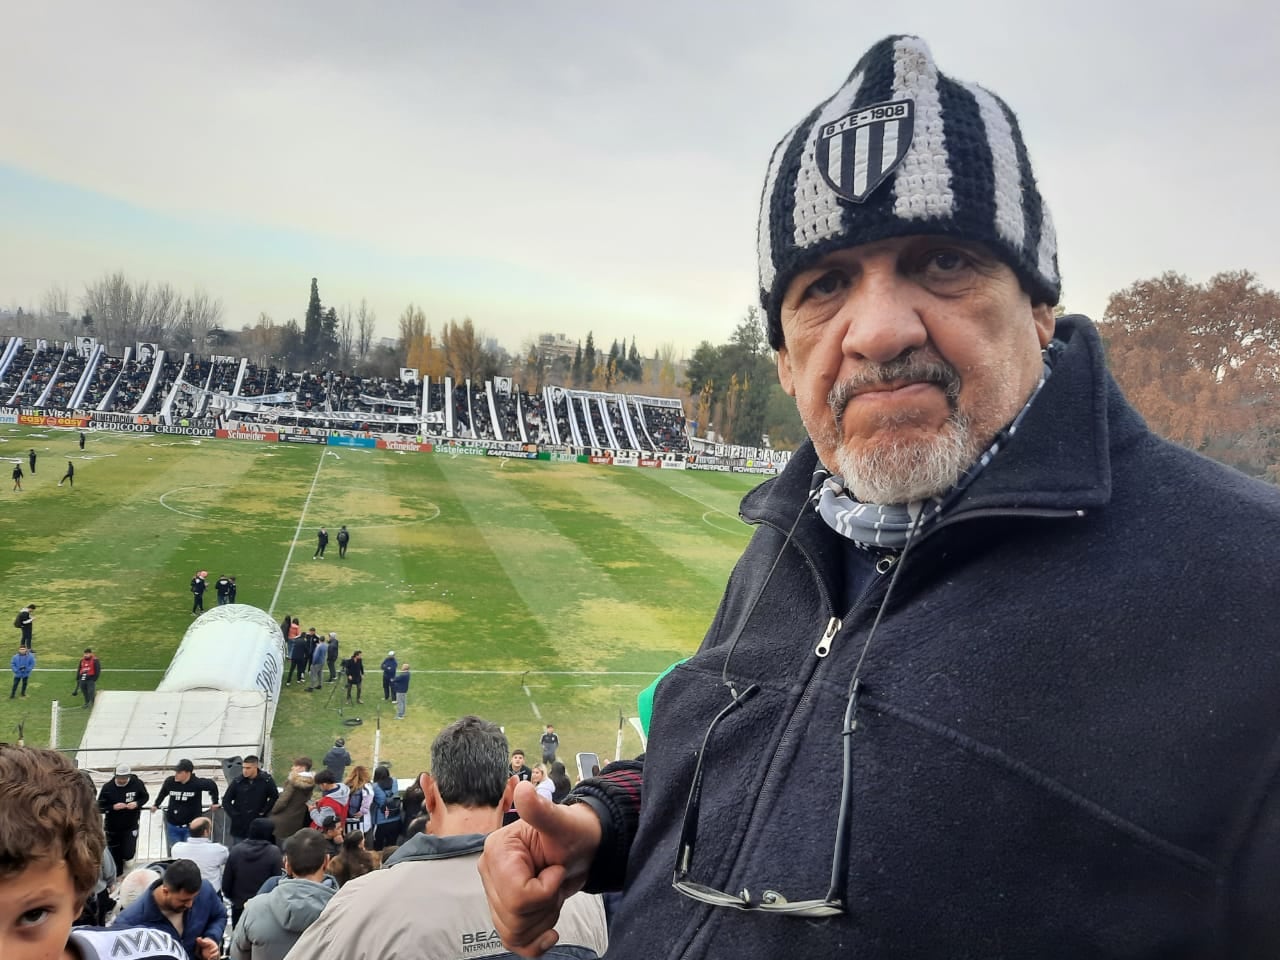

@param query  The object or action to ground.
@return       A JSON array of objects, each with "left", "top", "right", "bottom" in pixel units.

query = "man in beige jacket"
[{"left": 286, "top": 716, "right": 607, "bottom": 959}]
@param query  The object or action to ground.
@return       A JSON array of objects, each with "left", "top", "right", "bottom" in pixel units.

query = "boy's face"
[{"left": 0, "top": 858, "right": 82, "bottom": 960}]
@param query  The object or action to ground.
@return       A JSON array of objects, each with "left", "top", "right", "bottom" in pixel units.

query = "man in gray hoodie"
[{"left": 230, "top": 827, "right": 334, "bottom": 960}]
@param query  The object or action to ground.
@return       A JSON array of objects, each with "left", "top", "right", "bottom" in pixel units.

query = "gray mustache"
[{"left": 828, "top": 355, "right": 961, "bottom": 421}]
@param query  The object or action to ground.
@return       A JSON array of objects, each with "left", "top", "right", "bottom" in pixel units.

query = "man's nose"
[{"left": 836, "top": 271, "right": 928, "bottom": 364}]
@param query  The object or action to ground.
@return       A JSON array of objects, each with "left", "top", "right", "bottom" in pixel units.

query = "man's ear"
[
  {"left": 1032, "top": 303, "right": 1056, "bottom": 348},
  {"left": 421, "top": 773, "right": 441, "bottom": 815},
  {"left": 776, "top": 346, "right": 795, "bottom": 397}
]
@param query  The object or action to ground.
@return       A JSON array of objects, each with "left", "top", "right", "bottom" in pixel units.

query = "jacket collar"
[{"left": 382, "top": 832, "right": 486, "bottom": 867}]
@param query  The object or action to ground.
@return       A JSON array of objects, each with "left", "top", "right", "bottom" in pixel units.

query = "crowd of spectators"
[
  {"left": 80, "top": 354, "right": 125, "bottom": 408},
  {"left": 0, "top": 338, "right": 691, "bottom": 453},
  {"left": 5, "top": 343, "right": 65, "bottom": 406},
  {"left": 637, "top": 402, "right": 689, "bottom": 452}
]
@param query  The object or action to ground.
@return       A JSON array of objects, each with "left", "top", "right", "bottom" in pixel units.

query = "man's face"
[
  {"left": 242, "top": 762, "right": 259, "bottom": 780},
  {"left": 174, "top": 771, "right": 191, "bottom": 784},
  {"left": 510, "top": 754, "right": 525, "bottom": 770},
  {"left": 154, "top": 884, "right": 197, "bottom": 913},
  {"left": 776, "top": 236, "right": 1054, "bottom": 504},
  {"left": 17, "top": 647, "right": 25, "bottom": 656},
  {"left": 0, "top": 858, "right": 81, "bottom": 960}
]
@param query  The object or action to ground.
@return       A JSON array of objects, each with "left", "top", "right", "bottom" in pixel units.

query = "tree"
[
  {"left": 1101, "top": 270, "right": 1280, "bottom": 477},
  {"left": 583, "top": 333, "right": 597, "bottom": 388},
  {"left": 303, "top": 278, "right": 324, "bottom": 364},
  {"left": 571, "top": 343, "right": 583, "bottom": 387},
  {"left": 355, "top": 299, "right": 377, "bottom": 362},
  {"left": 337, "top": 305, "right": 355, "bottom": 370}
]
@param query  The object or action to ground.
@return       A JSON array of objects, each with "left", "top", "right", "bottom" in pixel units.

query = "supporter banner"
[
  {"left": 76, "top": 336, "right": 97, "bottom": 358},
  {"left": 358, "top": 393, "right": 417, "bottom": 410},
  {"left": 376, "top": 439, "right": 432, "bottom": 453},
  {"left": 660, "top": 459, "right": 688, "bottom": 470},
  {"left": 279, "top": 432, "right": 326, "bottom": 444},
  {"left": 613, "top": 455, "right": 638, "bottom": 467},
  {"left": 135, "top": 342, "right": 158, "bottom": 364},
  {"left": 216, "top": 428, "right": 279, "bottom": 442},
  {"left": 400, "top": 367, "right": 419, "bottom": 384},
  {"left": 486, "top": 448, "right": 538, "bottom": 460},
  {"left": 494, "top": 376, "right": 513, "bottom": 396},
  {"left": 423, "top": 412, "right": 445, "bottom": 424},
  {"left": 156, "top": 425, "right": 216, "bottom": 438},
  {"left": 327, "top": 435, "right": 377, "bottom": 449},
  {"left": 18, "top": 414, "right": 90, "bottom": 428},
  {"left": 88, "top": 420, "right": 154, "bottom": 434}
]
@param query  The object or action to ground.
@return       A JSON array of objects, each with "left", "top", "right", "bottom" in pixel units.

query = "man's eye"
[
  {"left": 804, "top": 270, "right": 847, "bottom": 299},
  {"left": 927, "top": 250, "right": 969, "bottom": 272}
]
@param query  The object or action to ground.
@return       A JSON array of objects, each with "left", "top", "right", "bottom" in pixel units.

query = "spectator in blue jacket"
[
  {"left": 393, "top": 663, "right": 411, "bottom": 719},
  {"left": 9, "top": 643, "right": 34, "bottom": 699},
  {"left": 369, "top": 765, "right": 402, "bottom": 850},
  {"left": 306, "top": 635, "right": 328, "bottom": 691},
  {"left": 111, "top": 858, "right": 226, "bottom": 960},
  {"left": 380, "top": 651, "right": 397, "bottom": 701}
]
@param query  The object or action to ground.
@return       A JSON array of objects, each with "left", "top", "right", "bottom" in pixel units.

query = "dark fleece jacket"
[
  {"left": 223, "top": 818, "right": 284, "bottom": 910},
  {"left": 576, "top": 316, "right": 1280, "bottom": 959}
]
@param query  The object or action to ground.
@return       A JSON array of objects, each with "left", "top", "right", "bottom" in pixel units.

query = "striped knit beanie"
[{"left": 758, "top": 35, "right": 1060, "bottom": 349}]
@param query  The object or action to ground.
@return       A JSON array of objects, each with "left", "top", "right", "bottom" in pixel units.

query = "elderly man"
[
  {"left": 291, "top": 716, "right": 608, "bottom": 959},
  {"left": 479, "top": 34, "right": 1280, "bottom": 960}
]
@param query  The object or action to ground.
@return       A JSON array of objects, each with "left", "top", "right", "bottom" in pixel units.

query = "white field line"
[
  {"left": 268, "top": 449, "right": 328, "bottom": 617},
  {"left": 657, "top": 479, "right": 745, "bottom": 524}
]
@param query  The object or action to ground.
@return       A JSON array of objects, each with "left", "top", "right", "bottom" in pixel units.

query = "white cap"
[{"left": 115, "top": 764, "right": 131, "bottom": 777}]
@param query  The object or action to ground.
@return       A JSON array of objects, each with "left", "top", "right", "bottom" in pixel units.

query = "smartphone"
[{"left": 576, "top": 752, "right": 601, "bottom": 783}]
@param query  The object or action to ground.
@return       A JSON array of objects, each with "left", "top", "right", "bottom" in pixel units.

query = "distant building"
[{"left": 537, "top": 333, "right": 578, "bottom": 364}]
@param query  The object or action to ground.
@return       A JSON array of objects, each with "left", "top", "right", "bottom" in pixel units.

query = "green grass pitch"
[{"left": 0, "top": 426, "right": 762, "bottom": 781}]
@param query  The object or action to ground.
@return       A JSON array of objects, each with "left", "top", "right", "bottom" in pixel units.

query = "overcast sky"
[{"left": 3, "top": 2, "right": 1277, "bottom": 357}]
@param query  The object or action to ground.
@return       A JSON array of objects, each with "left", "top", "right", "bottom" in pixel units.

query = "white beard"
[{"left": 825, "top": 412, "right": 975, "bottom": 505}]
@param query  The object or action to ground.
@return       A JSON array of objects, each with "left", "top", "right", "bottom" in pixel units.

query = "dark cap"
[{"left": 174, "top": 759, "right": 194, "bottom": 773}]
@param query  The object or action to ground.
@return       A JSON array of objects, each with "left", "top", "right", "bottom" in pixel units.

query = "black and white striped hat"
[{"left": 757, "top": 35, "right": 1060, "bottom": 349}]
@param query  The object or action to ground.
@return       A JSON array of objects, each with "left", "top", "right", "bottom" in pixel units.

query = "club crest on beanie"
[{"left": 757, "top": 35, "right": 1060, "bottom": 349}]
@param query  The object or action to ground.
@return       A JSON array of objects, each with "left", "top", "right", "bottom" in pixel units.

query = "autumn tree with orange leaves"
[{"left": 1099, "top": 270, "right": 1280, "bottom": 480}]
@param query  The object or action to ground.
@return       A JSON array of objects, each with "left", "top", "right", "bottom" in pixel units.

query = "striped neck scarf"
[{"left": 813, "top": 346, "right": 1058, "bottom": 551}]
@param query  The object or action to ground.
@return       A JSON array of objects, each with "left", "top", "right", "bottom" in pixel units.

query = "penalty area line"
[{"left": 268, "top": 448, "right": 328, "bottom": 617}]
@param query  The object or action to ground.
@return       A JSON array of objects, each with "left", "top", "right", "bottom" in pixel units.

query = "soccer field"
[{"left": 0, "top": 426, "right": 763, "bottom": 780}]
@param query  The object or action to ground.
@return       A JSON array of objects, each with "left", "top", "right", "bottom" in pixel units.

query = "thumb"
[{"left": 511, "top": 780, "right": 558, "bottom": 830}]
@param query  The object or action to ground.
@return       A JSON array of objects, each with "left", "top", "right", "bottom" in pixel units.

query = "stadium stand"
[{"left": 0, "top": 336, "right": 695, "bottom": 452}]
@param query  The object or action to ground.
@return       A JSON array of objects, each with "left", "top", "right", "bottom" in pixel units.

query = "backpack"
[
  {"left": 381, "top": 787, "right": 403, "bottom": 819},
  {"left": 13, "top": 613, "right": 22, "bottom": 629}
]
